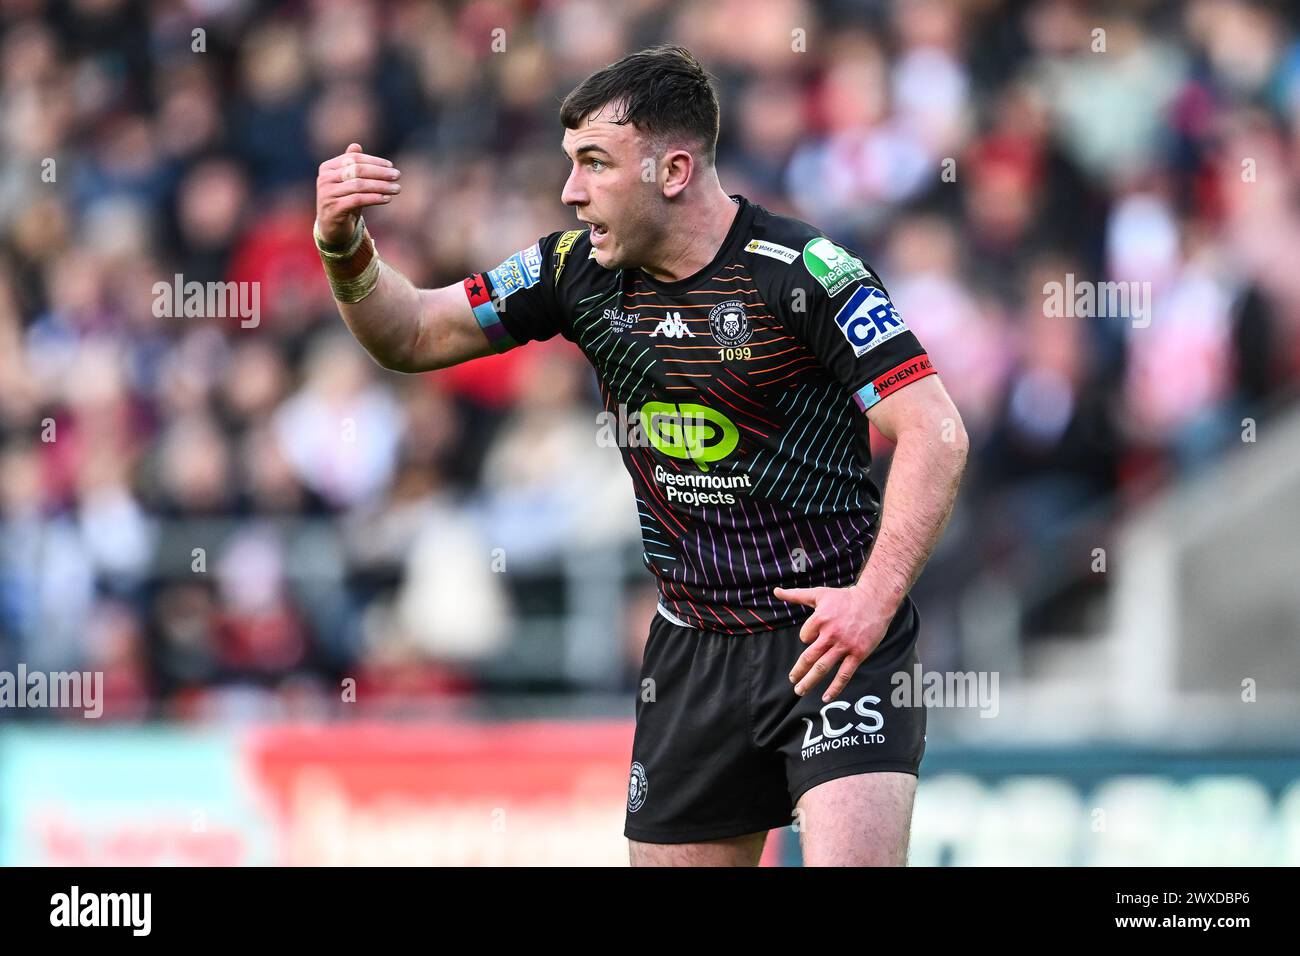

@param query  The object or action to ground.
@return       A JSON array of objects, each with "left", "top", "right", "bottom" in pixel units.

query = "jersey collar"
[{"left": 632, "top": 194, "right": 754, "bottom": 296}]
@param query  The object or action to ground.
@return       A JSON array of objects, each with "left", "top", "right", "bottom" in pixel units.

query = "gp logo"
[
  {"left": 639, "top": 402, "right": 738, "bottom": 472},
  {"left": 801, "top": 694, "right": 885, "bottom": 749}
]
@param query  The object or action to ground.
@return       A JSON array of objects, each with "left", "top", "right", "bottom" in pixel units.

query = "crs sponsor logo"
[
  {"left": 708, "top": 299, "right": 752, "bottom": 347},
  {"left": 832, "top": 285, "right": 907, "bottom": 357},
  {"left": 627, "top": 761, "right": 648, "bottom": 812},
  {"left": 486, "top": 242, "right": 542, "bottom": 300},
  {"left": 604, "top": 307, "right": 639, "bottom": 331},
  {"left": 800, "top": 695, "right": 885, "bottom": 760},
  {"left": 639, "top": 401, "right": 738, "bottom": 472}
]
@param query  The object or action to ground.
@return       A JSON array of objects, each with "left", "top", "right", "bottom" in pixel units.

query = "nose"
[{"left": 561, "top": 165, "right": 587, "bottom": 208}]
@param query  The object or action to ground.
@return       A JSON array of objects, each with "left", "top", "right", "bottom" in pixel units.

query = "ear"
[{"left": 661, "top": 149, "right": 695, "bottom": 198}]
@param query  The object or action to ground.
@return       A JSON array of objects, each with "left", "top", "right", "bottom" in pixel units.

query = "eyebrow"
[{"left": 563, "top": 143, "right": 615, "bottom": 161}]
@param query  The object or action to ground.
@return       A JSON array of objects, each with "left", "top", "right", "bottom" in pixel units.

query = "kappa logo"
[
  {"left": 649, "top": 312, "right": 694, "bottom": 338},
  {"left": 627, "top": 761, "right": 648, "bottom": 812},
  {"left": 708, "top": 299, "right": 752, "bottom": 347},
  {"left": 832, "top": 285, "right": 907, "bottom": 356}
]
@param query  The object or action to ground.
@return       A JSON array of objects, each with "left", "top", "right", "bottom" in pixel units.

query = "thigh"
[
  {"left": 752, "top": 598, "right": 928, "bottom": 807},
  {"left": 624, "top": 614, "right": 791, "bottom": 845},
  {"left": 629, "top": 831, "right": 767, "bottom": 867},
  {"left": 796, "top": 770, "right": 916, "bottom": 866}
]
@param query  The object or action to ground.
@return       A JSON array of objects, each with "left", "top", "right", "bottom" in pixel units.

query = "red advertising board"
[{"left": 246, "top": 721, "right": 637, "bottom": 865}]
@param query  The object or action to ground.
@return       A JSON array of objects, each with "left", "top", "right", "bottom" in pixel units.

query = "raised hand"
[{"left": 315, "top": 143, "right": 401, "bottom": 247}]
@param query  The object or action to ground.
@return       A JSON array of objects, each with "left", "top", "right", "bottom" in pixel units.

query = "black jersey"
[{"left": 461, "top": 195, "right": 937, "bottom": 634}]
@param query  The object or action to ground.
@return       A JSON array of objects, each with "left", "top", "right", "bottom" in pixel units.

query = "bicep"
[
  {"left": 865, "top": 373, "right": 965, "bottom": 445},
  {"left": 408, "top": 281, "right": 496, "bottom": 372}
]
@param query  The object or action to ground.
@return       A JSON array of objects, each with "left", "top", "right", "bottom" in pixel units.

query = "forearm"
[
  {"left": 316, "top": 217, "right": 424, "bottom": 372},
  {"left": 337, "top": 259, "right": 428, "bottom": 372},
  {"left": 855, "top": 426, "right": 967, "bottom": 609}
]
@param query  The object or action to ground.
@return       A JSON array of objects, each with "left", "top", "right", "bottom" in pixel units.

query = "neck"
[{"left": 641, "top": 185, "right": 739, "bottom": 283}]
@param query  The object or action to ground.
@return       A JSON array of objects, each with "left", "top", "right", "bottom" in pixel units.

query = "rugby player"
[{"left": 313, "top": 46, "right": 968, "bottom": 866}]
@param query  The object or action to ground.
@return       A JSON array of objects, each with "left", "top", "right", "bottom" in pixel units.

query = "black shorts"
[{"left": 624, "top": 598, "right": 926, "bottom": 844}]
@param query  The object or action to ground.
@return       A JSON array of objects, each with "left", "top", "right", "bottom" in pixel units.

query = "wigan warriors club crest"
[
  {"left": 627, "top": 761, "right": 648, "bottom": 812},
  {"left": 708, "top": 299, "right": 752, "bottom": 347}
]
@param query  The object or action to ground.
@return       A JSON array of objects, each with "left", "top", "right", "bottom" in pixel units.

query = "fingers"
[
  {"left": 322, "top": 178, "right": 401, "bottom": 198},
  {"left": 822, "top": 655, "right": 861, "bottom": 703},
  {"left": 789, "top": 635, "right": 835, "bottom": 692},
  {"left": 321, "top": 163, "right": 401, "bottom": 185},
  {"left": 774, "top": 586, "right": 820, "bottom": 608},
  {"left": 317, "top": 162, "right": 402, "bottom": 224},
  {"left": 791, "top": 641, "right": 846, "bottom": 698},
  {"left": 327, "top": 192, "right": 395, "bottom": 212},
  {"left": 315, "top": 147, "right": 399, "bottom": 244},
  {"left": 798, "top": 609, "right": 821, "bottom": 645},
  {"left": 775, "top": 586, "right": 825, "bottom": 644},
  {"left": 319, "top": 152, "right": 394, "bottom": 172}
]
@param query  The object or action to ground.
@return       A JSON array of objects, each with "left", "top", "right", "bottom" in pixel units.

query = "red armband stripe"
[{"left": 852, "top": 354, "right": 935, "bottom": 411}]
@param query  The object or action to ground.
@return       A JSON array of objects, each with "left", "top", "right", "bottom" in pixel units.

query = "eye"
[{"left": 588, "top": 158, "right": 606, "bottom": 172}]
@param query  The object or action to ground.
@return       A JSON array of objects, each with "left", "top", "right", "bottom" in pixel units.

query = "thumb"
[
  {"left": 774, "top": 586, "right": 819, "bottom": 607},
  {"left": 346, "top": 142, "right": 363, "bottom": 153}
]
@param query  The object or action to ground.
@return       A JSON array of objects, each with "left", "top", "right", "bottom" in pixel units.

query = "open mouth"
[{"left": 586, "top": 221, "right": 609, "bottom": 245}]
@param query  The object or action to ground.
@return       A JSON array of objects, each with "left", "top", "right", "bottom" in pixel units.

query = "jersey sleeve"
[
  {"left": 461, "top": 230, "right": 580, "bottom": 351},
  {"left": 785, "top": 236, "right": 936, "bottom": 413}
]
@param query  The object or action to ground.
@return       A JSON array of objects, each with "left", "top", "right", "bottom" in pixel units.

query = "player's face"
[{"left": 561, "top": 109, "right": 667, "bottom": 270}]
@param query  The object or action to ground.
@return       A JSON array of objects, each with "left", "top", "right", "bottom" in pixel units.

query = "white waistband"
[{"left": 656, "top": 603, "right": 695, "bottom": 628}]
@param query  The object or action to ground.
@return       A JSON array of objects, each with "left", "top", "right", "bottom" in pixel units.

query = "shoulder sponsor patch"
[
  {"left": 744, "top": 238, "right": 799, "bottom": 264},
  {"left": 552, "top": 229, "right": 582, "bottom": 282},
  {"left": 832, "top": 285, "right": 908, "bottom": 356},
  {"left": 803, "top": 237, "right": 870, "bottom": 296},
  {"left": 486, "top": 242, "right": 542, "bottom": 300},
  {"left": 521, "top": 241, "right": 542, "bottom": 280}
]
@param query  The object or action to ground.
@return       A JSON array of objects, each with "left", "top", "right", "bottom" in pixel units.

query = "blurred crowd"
[{"left": 1, "top": 0, "right": 1299, "bottom": 719}]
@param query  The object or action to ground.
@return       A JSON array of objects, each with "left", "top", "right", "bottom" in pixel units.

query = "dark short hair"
[{"left": 559, "top": 45, "right": 720, "bottom": 166}]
